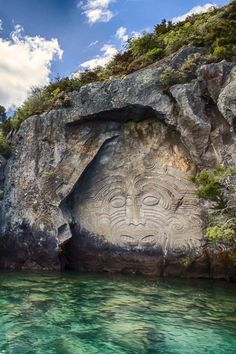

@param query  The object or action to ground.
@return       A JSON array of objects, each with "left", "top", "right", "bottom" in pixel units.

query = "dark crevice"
[{"left": 66, "top": 104, "right": 166, "bottom": 128}]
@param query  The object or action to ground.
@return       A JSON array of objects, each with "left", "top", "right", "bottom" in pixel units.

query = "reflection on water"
[{"left": 0, "top": 272, "right": 235, "bottom": 354}]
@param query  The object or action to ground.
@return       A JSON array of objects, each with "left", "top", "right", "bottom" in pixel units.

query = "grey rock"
[
  {"left": 170, "top": 82, "right": 211, "bottom": 163},
  {"left": 197, "top": 60, "right": 235, "bottom": 103},
  {"left": 218, "top": 65, "right": 236, "bottom": 131}
]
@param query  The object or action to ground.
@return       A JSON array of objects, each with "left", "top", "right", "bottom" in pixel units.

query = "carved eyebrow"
[
  {"left": 133, "top": 175, "right": 153, "bottom": 190},
  {"left": 138, "top": 179, "right": 182, "bottom": 198},
  {"left": 84, "top": 175, "right": 126, "bottom": 201}
]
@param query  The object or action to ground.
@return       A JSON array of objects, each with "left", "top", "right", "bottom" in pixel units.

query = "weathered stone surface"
[
  {"left": 65, "top": 121, "right": 203, "bottom": 271},
  {"left": 170, "top": 82, "right": 211, "bottom": 163},
  {"left": 218, "top": 66, "right": 236, "bottom": 132},
  {"left": 0, "top": 49, "right": 235, "bottom": 278},
  {"left": 197, "top": 61, "right": 235, "bottom": 103},
  {"left": 66, "top": 47, "right": 203, "bottom": 122}
]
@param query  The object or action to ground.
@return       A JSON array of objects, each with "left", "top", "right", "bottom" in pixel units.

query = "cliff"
[{"left": 0, "top": 48, "right": 235, "bottom": 279}]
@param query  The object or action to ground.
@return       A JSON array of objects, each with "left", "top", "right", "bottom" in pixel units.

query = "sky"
[{"left": 0, "top": 0, "right": 230, "bottom": 110}]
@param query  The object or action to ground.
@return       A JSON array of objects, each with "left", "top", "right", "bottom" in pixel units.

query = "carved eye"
[
  {"left": 109, "top": 196, "right": 126, "bottom": 208},
  {"left": 143, "top": 196, "right": 159, "bottom": 206}
]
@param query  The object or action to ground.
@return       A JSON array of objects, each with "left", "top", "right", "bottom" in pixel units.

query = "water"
[{"left": 0, "top": 273, "right": 235, "bottom": 354}]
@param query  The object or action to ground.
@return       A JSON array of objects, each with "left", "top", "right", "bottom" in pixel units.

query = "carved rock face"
[{"left": 71, "top": 122, "right": 204, "bottom": 258}]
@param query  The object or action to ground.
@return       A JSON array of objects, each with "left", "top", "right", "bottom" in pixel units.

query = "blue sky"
[{"left": 0, "top": 0, "right": 229, "bottom": 110}]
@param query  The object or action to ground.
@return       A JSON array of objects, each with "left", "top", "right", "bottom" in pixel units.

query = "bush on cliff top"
[{"left": 1, "top": 1, "right": 236, "bottom": 138}]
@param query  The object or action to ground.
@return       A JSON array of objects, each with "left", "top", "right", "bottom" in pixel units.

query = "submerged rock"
[{"left": 0, "top": 49, "right": 235, "bottom": 279}]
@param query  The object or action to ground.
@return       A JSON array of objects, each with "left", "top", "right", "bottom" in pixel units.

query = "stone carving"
[{"left": 71, "top": 134, "right": 203, "bottom": 257}]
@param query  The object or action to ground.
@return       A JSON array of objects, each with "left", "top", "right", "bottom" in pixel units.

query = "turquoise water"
[{"left": 0, "top": 273, "right": 235, "bottom": 354}]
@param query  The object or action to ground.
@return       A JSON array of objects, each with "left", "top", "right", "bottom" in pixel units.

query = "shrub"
[
  {"left": 42, "top": 170, "right": 55, "bottom": 179},
  {"left": 0, "top": 130, "right": 11, "bottom": 157},
  {"left": 144, "top": 48, "right": 165, "bottom": 61},
  {"left": 159, "top": 68, "right": 185, "bottom": 91},
  {"left": 0, "top": 105, "right": 7, "bottom": 123},
  {"left": 0, "top": 105, "right": 11, "bottom": 157},
  {"left": 159, "top": 53, "right": 202, "bottom": 91},
  {"left": 205, "top": 221, "right": 235, "bottom": 245},
  {"left": 213, "top": 45, "right": 236, "bottom": 60},
  {"left": 128, "top": 33, "right": 158, "bottom": 57},
  {"left": 191, "top": 167, "right": 236, "bottom": 208},
  {"left": 11, "top": 78, "right": 83, "bottom": 130},
  {"left": 192, "top": 166, "right": 236, "bottom": 245}
]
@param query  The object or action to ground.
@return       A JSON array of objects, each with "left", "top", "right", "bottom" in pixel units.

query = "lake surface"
[{"left": 0, "top": 273, "right": 235, "bottom": 354}]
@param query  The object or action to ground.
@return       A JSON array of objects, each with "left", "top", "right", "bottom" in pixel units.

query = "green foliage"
[
  {"left": 154, "top": 19, "right": 173, "bottom": 36},
  {"left": 128, "top": 33, "right": 159, "bottom": 57},
  {"left": 0, "top": 105, "right": 11, "bottom": 157},
  {"left": 0, "top": 105, "right": 7, "bottom": 123},
  {"left": 11, "top": 77, "right": 83, "bottom": 130},
  {"left": 192, "top": 165, "right": 236, "bottom": 245},
  {"left": 42, "top": 170, "right": 55, "bottom": 179},
  {"left": 144, "top": 48, "right": 165, "bottom": 61},
  {"left": 68, "top": 217, "right": 76, "bottom": 226},
  {"left": 159, "top": 53, "right": 201, "bottom": 90},
  {"left": 0, "top": 130, "right": 11, "bottom": 157},
  {"left": 159, "top": 68, "right": 186, "bottom": 90},
  {"left": 205, "top": 222, "right": 235, "bottom": 245},
  {"left": 191, "top": 167, "right": 236, "bottom": 209}
]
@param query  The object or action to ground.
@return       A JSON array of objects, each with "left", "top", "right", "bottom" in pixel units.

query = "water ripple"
[{"left": 0, "top": 272, "right": 235, "bottom": 353}]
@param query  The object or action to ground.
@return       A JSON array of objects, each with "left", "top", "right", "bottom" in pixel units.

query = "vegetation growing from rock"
[
  {"left": 205, "top": 221, "right": 235, "bottom": 245},
  {"left": 159, "top": 52, "right": 202, "bottom": 91},
  {"left": 42, "top": 170, "right": 56, "bottom": 179},
  {"left": 192, "top": 167, "right": 236, "bottom": 245}
]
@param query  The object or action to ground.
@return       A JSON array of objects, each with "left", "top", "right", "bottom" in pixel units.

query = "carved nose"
[
  {"left": 126, "top": 197, "right": 145, "bottom": 226},
  {"left": 129, "top": 218, "right": 145, "bottom": 226}
]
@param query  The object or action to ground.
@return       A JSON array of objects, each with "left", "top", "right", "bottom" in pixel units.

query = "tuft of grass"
[{"left": 42, "top": 170, "right": 55, "bottom": 179}]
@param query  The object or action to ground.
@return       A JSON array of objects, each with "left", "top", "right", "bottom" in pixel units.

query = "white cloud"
[
  {"left": 79, "top": 0, "right": 115, "bottom": 24},
  {"left": 0, "top": 20, "right": 3, "bottom": 32},
  {"left": 80, "top": 44, "right": 118, "bottom": 69},
  {"left": 116, "top": 26, "right": 128, "bottom": 42},
  {"left": 0, "top": 25, "right": 63, "bottom": 110},
  {"left": 88, "top": 40, "right": 99, "bottom": 47},
  {"left": 172, "top": 3, "right": 217, "bottom": 23},
  {"left": 78, "top": 25, "right": 144, "bottom": 73}
]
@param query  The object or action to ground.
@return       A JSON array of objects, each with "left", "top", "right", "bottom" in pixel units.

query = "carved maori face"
[
  {"left": 69, "top": 126, "right": 204, "bottom": 256},
  {"left": 73, "top": 166, "right": 203, "bottom": 254},
  {"left": 95, "top": 173, "right": 170, "bottom": 248}
]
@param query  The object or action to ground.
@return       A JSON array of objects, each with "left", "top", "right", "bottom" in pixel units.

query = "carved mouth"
[
  {"left": 120, "top": 234, "right": 157, "bottom": 247},
  {"left": 120, "top": 235, "right": 139, "bottom": 247},
  {"left": 140, "top": 235, "right": 156, "bottom": 247}
]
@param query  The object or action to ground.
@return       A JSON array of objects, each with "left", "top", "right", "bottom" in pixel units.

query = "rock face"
[{"left": 0, "top": 48, "right": 235, "bottom": 279}]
